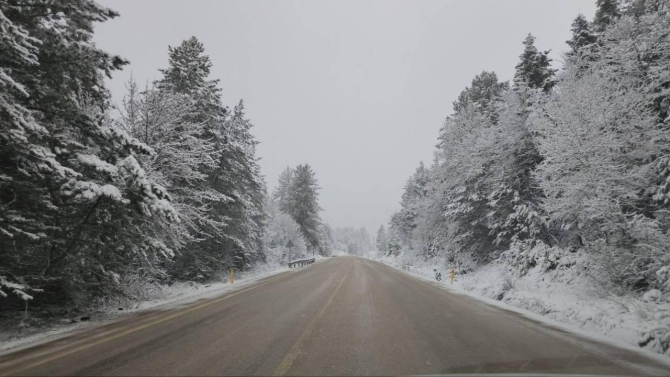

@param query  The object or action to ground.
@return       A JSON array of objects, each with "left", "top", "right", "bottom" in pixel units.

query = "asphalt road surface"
[{"left": 1, "top": 256, "right": 670, "bottom": 376}]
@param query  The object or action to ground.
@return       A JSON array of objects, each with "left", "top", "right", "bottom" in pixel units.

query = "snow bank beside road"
[
  {"left": 113, "top": 262, "right": 290, "bottom": 313},
  {"left": 374, "top": 254, "right": 670, "bottom": 358},
  {"left": 0, "top": 262, "right": 291, "bottom": 355}
]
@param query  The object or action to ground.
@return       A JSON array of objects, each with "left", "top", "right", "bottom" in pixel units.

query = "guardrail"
[{"left": 288, "top": 257, "right": 315, "bottom": 268}]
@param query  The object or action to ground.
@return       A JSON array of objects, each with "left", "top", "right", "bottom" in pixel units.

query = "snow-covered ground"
[
  {"left": 373, "top": 253, "right": 670, "bottom": 358},
  {"left": 0, "top": 262, "right": 294, "bottom": 355}
]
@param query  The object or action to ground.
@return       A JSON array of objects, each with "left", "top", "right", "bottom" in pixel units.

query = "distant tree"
[
  {"left": 566, "top": 14, "right": 598, "bottom": 56},
  {"left": 357, "top": 227, "right": 372, "bottom": 252},
  {"left": 594, "top": 0, "right": 621, "bottom": 31},
  {"left": 286, "top": 164, "right": 322, "bottom": 251},
  {"left": 263, "top": 199, "right": 307, "bottom": 264},
  {"left": 514, "top": 34, "right": 557, "bottom": 92},
  {"left": 330, "top": 226, "right": 371, "bottom": 255},
  {"left": 395, "top": 163, "right": 430, "bottom": 249},
  {"left": 621, "top": 0, "right": 668, "bottom": 16},
  {"left": 376, "top": 225, "right": 389, "bottom": 255},
  {"left": 453, "top": 71, "right": 509, "bottom": 123},
  {"left": 317, "top": 224, "right": 334, "bottom": 256},
  {"left": 274, "top": 167, "right": 295, "bottom": 214}
]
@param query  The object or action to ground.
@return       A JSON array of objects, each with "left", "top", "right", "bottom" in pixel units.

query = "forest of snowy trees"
[
  {"left": 0, "top": 1, "right": 272, "bottom": 311},
  {"left": 385, "top": 0, "right": 670, "bottom": 296},
  {"left": 0, "top": 1, "right": 371, "bottom": 315}
]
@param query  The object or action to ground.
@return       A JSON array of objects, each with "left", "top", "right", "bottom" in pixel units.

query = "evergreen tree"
[
  {"left": 357, "top": 227, "right": 372, "bottom": 252},
  {"left": 215, "top": 101, "right": 267, "bottom": 269},
  {"left": 274, "top": 167, "right": 295, "bottom": 214},
  {"left": 317, "top": 223, "right": 334, "bottom": 256},
  {"left": 0, "top": 1, "right": 178, "bottom": 304},
  {"left": 376, "top": 225, "right": 389, "bottom": 255},
  {"left": 453, "top": 71, "right": 509, "bottom": 122},
  {"left": 286, "top": 164, "right": 322, "bottom": 251},
  {"left": 566, "top": 14, "right": 598, "bottom": 56},
  {"left": 263, "top": 198, "right": 306, "bottom": 265},
  {"left": 157, "top": 37, "right": 266, "bottom": 276},
  {"left": 119, "top": 80, "right": 226, "bottom": 256},
  {"left": 622, "top": 0, "right": 668, "bottom": 16},
  {"left": 513, "top": 34, "right": 557, "bottom": 92},
  {"left": 594, "top": 0, "right": 621, "bottom": 30}
]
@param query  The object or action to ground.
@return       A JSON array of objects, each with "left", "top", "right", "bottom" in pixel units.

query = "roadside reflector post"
[
  {"left": 450, "top": 268, "right": 455, "bottom": 284},
  {"left": 230, "top": 269, "right": 234, "bottom": 284}
]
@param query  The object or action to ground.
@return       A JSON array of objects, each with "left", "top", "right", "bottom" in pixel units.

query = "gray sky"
[{"left": 95, "top": 0, "right": 596, "bottom": 234}]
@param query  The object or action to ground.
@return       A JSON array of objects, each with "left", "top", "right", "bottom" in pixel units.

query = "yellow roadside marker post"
[
  {"left": 230, "top": 269, "right": 235, "bottom": 284},
  {"left": 450, "top": 268, "right": 455, "bottom": 284}
]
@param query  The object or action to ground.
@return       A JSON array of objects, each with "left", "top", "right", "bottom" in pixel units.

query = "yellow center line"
[
  {"left": 2, "top": 272, "right": 293, "bottom": 376},
  {"left": 272, "top": 266, "right": 350, "bottom": 377}
]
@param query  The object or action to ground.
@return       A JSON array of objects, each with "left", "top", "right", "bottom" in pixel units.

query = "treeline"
[
  {"left": 0, "top": 2, "right": 264, "bottom": 310},
  {"left": 330, "top": 227, "right": 372, "bottom": 255},
  {"left": 386, "top": 0, "right": 670, "bottom": 294}
]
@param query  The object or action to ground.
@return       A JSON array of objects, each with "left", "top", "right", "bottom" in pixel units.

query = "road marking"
[
  {"left": 272, "top": 267, "right": 350, "bottom": 377},
  {"left": 2, "top": 272, "right": 293, "bottom": 376}
]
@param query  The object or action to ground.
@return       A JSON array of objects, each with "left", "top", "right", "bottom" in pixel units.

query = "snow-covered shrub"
[
  {"left": 501, "top": 240, "right": 569, "bottom": 276},
  {"left": 640, "top": 326, "right": 670, "bottom": 356},
  {"left": 643, "top": 289, "right": 664, "bottom": 303}
]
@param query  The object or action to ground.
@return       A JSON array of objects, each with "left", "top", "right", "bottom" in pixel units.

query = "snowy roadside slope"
[
  {"left": 373, "top": 254, "right": 670, "bottom": 358},
  {"left": 0, "top": 263, "right": 294, "bottom": 356}
]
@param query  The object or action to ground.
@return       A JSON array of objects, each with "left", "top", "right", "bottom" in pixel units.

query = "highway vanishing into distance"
[{"left": 1, "top": 256, "right": 670, "bottom": 376}]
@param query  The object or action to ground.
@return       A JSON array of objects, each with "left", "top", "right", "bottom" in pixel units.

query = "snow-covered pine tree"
[
  {"left": 274, "top": 167, "right": 295, "bottom": 214},
  {"left": 119, "top": 80, "right": 227, "bottom": 258},
  {"left": 376, "top": 225, "right": 389, "bottom": 255},
  {"left": 155, "top": 37, "right": 228, "bottom": 279},
  {"left": 483, "top": 35, "right": 555, "bottom": 250},
  {"left": 316, "top": 223, "right": 334, "bottom": 256},
  {"left": 594, "top": 0, "right": 622, "bottom": 30},
  {"left": 566, "top": 14, "right": 598, "bottom": 57},
  {"left": 394, "top": 163, "right": 430, "bottom": 254},
  {"left": 286, "top": 164, "right": 322, "bottom": 252},
  {"left": 438, "top": 74, "right": 506, "bottom": 259},
  {"left": 621, "top": 0, "right": 668, "bottom": 17},
  {"left": 215, "top": 101, "right": 267, "bottom": 269},
  {"left": 485, "top": 88, "right": 549, "bottom": 249},
  {"left": 357, "top": 227, "right": 372, "bottom": 252},
  {"left": 0, "top": 1, "right": 178, "bottom": 305},
  {"left": 262, "top": 198, "right": 307, "bottom": 264},
  {"left": 513, "top": 34, "right": 557, "bottom": 93},
  {"left": 157, "top": 37, "right": 266, "bottom": 277},
  {"left": 452, "top": 71, "right": 509, "bottom": 123}
]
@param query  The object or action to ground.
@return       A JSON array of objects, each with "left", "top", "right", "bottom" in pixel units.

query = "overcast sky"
[{"left": 94, "top": 0, "right": 596, "bottom": 234}]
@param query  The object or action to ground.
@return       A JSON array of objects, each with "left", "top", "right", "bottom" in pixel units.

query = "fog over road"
[{"left": 1, "top": 256, "right": 669, "bottom": 376}]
